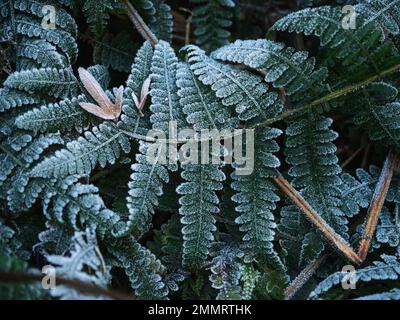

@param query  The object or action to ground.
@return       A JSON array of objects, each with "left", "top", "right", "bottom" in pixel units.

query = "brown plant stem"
[
  {"left": 284, "top": 254, "right": 328, "bottom": 300},
  {"left": 121, "top": 0, "right": 158, "bottom": 47},
  {"left": 0, "top": 271, "right": 135, "bottom": 300},
  {"left": 357, "top": 150, "right": 400, "bottom": 262},
  {"left": 274, "top": 175, "right": 362, "bottom": 265}
]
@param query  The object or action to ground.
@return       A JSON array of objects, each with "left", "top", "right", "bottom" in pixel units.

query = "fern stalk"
[
  {"left": 274, "top": 175, "right": 362, "bottom": 265},
  {"left": 284, "top": 254, "right": 328, "bottom": 300},
  {"left": 358, "top": 150, "right": 400, "bottom": 261},
  {"left": 121, "top": 0, "right": 158, "bottom": 47}
]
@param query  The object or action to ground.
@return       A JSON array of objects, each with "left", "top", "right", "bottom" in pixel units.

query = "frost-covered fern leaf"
[
  {"left": 339, "top": 166, "right": 379, "bottom": 217},
  {"left": 356, "top": 288, "right": 400, "bottom": 300},
  {"left": 271, "top": 6, "right": 395, "bottom": 73},
  {"left": 15, "top": 95, "right": 92, "bottom": 133},
  {"left": 310, "top": 254, "right": 400, "bottom": 299},
  {"left": 209, "top": 241, "right": 244, "bottom": 300},
  {"left": 357, "top": 0, "right": 400, "bottom": 36},
  {"left": 150, "top": 40, "right": 186, "bottom": 132},
  {"left": 231, "top": 127, "right": 284, "bottom": 270},
  {"left": 4, "top": 67, "right": 79, "bottom": 99},
  {"left": 190, "top": 0, "right": 235, "bottom": 52},
  {"left": 13, "top": 14, "right": 78, "bottom": 64},
  {"left": 344, "top": 82, "right": 400, "bottom": 150},
  {"left": 13, "top": 0, "right": 77, "bottom": 36},
  {"left": 15, "top": 65, "right": 110, "bottom": 133},
  {"left": 120, "top": 41, "right": 153, "bottom": 136},
  {"left": 148, "top": 0, "right": 173, "bottom": 43},
  {"left": 374, "top": 207, "right": 400, "bottom": 248},
  {"left": 29, "top": 42, "right": 156, "bottom": 179},
  {"left": 109, "top": 236, "right": 169, "bottom": 299},
  {"left": 284, "top": 113, "right": 348, "bottom": 267},
  {"left": 93, "top": 32, "right": 138, "bottom": 72},
  {"left": 177, "top": 62, "right": 238, "bottom": 131},
  {"left": 31, "top": 121, "right": 131, "bottom": 178},
  {"left": 42, "top": 175, "right": 121, "bottom": 239},
  {"left": 177, "top": 161, "right": 225, "bottom": 269},
  {"left": 0, "top": 220, "right": 24, "bottom": 257},
  {"left": 0, "top": 1, "right": 78, "bottom": 67},
  {"left": 0, "top": 133, "right": 64, "bottom": 212},
  {"left": 121, "top": 141, "right": 169, "bottom": 238},
  {"left": 212, "top": 39, "right": 328, "bottom": 102},
  {"left": 47, "top": 228, "right": 112, "bottom": 300},
  {"left": 184, "top": 45, "right": 283, "bottom": 123},
  {"left": 83, "top": 0, "right": 122, "bottom": 35},
  {"left": 17, "top": 39, "right": 67, "bottom": 69},
  {"left": 0, "top": 88, "right": 43, "bottom": 113}
]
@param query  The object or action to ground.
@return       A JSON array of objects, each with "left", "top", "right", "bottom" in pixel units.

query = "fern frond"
[
  {"left": 271, "top": 6, "right": 394, "bottom": 74},
  {"left": 357, "top": 0, "right": 400, "bottom": 36},
  {"left": 176, "top": 61, "right": 238, "bottom": 131},
  {"left": 177, "top": 162, "right": 225, "bottom": 269},
  {"left": 120, "top": 41, "right": 153, "bottom": 136},
  {"left": 148, "top": 0, "right": 173, "bottom": 43},
  {"left": 42, "top": 176, "right": 121, "bottom": 239},
  {"left": 190, "top": 0, "right": 235, "bottom": 52},
  {"left": 4, "top": 67, "right": 78, "bottom": 99},
  {"left": 31, "top": 122, "right": 131, "bottom": 178},
  {"left": 14, "top": 14, "right": 78, "bottom": 63},
  {"left": 16, "top": 39, "right": 67, "bottom": 68},
  {"left": 150, "top": 40, "right": 186, "bottom": 131},
  {"left": 231, "top": 127, "right": 284, "bottom": 269},
  {"left": 310, "top": 254, "right": 400, "bottom": 299},
  {"left": 284, "top": 113, "right": 347, "bottom": 267},
  {"left": 15, "top": 95, "right": 92, "bottom": 133},
  {"left": 83, "top": 0, "right": 122, "bottom": 35},
  {"left": 109, "top": 236, "right": 169, "bottom": 299},
  {"left": 122, "top": 141, "right": 169, "bottom": 237},
  {"left": 13, "top": 0, "right": 77, "bottom": 36},
  {"left": 1, "top": 133, "right": 64, "bottom": 212},
  {"left": 209, "top": 241, "right": 244, "bottom": 299},
  {"left": 344, "top": 82, "right": 400, "bottom": 150},
  {"left": 47, "top": 228, "right": 112, "bottom": 299},
  {"left": 184, "top": 45, "right": 283, "bottom": 122},
  {"left": 0, "top": 88, "right": 43, "bottom": 113},
  {"left": 356, "top": 288, "right": 400, "bottom": 300},
  {"left": 339, "top": 166, "right": 379, "bottom": 218},
  {"left": 212, "top": 39, "right": 328, "bottom": 102}
]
